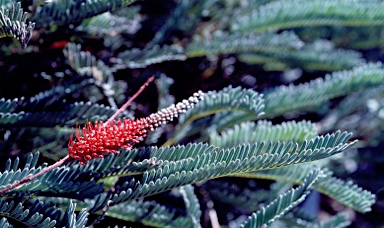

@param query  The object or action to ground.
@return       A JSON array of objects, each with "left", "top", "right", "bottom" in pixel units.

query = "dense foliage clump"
[{"left": 0, "top": 0, "right": 383, "bottom": 227}]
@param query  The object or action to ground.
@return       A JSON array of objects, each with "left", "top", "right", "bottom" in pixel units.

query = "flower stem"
[{"left": 105, "top": 75, "right": 154, "bottom": 126}]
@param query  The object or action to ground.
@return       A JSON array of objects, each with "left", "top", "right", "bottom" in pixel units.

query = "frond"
[
  {"left": 78, "top": 143, "right": 217, "bottom": 176},
  {"left": 76, "top": 10, "right": 141, "bottom": 37},
  {"left": 113, "top": 31, "right": 362, "bottom": 71},
  {"left": 165, "top": 85, "right": 264, "bottom": 146},
  {"left": 64, "top": 43, "right": 113, "bottom": 81},
  {"left": 113, "top": 45, "right": 186, "bottom": 70},
  {"left": 30, "top": 0, "right": 136, "bottom": 27},
  {"left": 320, "top": 83, "right": 384, "bottom": 144},
  {"left": 264, "top": 62, "right": 384, "bottom": 118},
  {"left": 268, "top": 212, "right": 350, "bottom": 228},
  {"left": 0, "top": 198, "right": 57, "bottom": 227},
  {"left": 231, "top": 0, "right": 384, "bottom": 33},
  {"left": 80, "top": 131, "right": 355, "bottom": 210},
  {"left": 179, "top": 185, "right": 202, "bottom": 228},
  {"left": 0, "top": 74, "right": 133, "bottom": 128},
  {"left": 232, "top": 164, "right": 375, "bottom": 213},
  {"left": 209, "top": 120, "right": 317, "bottom": 148},
  {"left": 0, "top": 197, "right": 88, "bottom": 227},
  {"left": 238, "top": 40, "right": 365, "bottom": 71},
  {"left": 64, "top": 200, "right": 89, "bottom": 228},
  {"left": 0, "top": 2, "right": 35, "bottom": 47},
  {"left": 105, "top": 200, "right": 192, "bottom": 227},
  {"left": 185, "top": 31, "right": 304, "bottom": 58},
  {"left": 319, "top": 212, "right": 350, "bottom": 228},
  {"left": 199, "top": 63, "right": 384, "bottom": 134},
  {"left": 240, "top": 169, "right": 323, "bottom": 228},
  {"left": 48, "top": 197, "right": 194, "bottom": 227},
  {"left": 0, "top": 98, "right": 121, "bottom": 127},
  {"left": 0, "top": 218, "right": 11, "bottom": 228},
  {"left": 0, "top": 153, "right": 104, "bottom": 199}
]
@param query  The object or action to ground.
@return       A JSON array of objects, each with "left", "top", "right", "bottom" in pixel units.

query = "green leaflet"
[
  {"left": 0, "top": 198, "right": 88, "bottom": 227},
  {"left": 185, "top": 31, "right": 304, "bottom": 57},
  {"left": 196, "top": 63, "right": 384, "bottom": 137},
  {"left": 267, "top": 212, "right": 350, "bottom": 228},
  {"left": 231, "top": 0, "right": 384, "bottom": 33},
  {"left": 165, "top": 85, "right": 264, "bottom": 146},
  {"left": 179, "top": 185, "right": 202, "bottom": 228},
  {"left": 232, "top": 164, "right": 375, "bottom": 213},
  {"left": 113, "top": 45, "right": 186, "bottom": 70},
  {"left": 64, "top": 43, "right": 113, "bottom": 80},
  {"left": 0, "top": 2, "right": 35, "bottom": 47},
  {"left": 238, "top": 40, "right": 364, "bottom": 71},
  {"left": 240, "top": 169, "right": 323, "bottom": 228},
  {"left": 30, "top": 0, "right": 136, "bottom": 27},
  {"left": 210, "top": 120, "right": 317, "bottom": 148},
  {"left": 0, "top": 99, "right": 120, "bottom": 127},
  {"left": 0, "top": 153, "right": 104, "bottom": 199},
  {"left": 82, "top": 131, "right": 355, "bottom": 211},
  {"left": 43, "top": 197, "right": 193, "bottom": 227},
  {"left": 264, "top": 62, "right": 384, "bottom": 118},
  {"left": 76, "top": 9, "right": 141, "bottom": 37}
]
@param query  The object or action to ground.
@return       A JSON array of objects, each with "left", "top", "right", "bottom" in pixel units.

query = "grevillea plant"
[
  {"left": 2, "top": 0, "right": 384, "bottom": 227},
  {"left": 0, "top": 76, "right": 204, "bottom": 193}
]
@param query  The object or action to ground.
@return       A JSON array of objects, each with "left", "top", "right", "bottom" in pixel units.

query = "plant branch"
[
  {"left": 0, "top": 76, "right": 155, "bottom": 195},
  {"left": 0, "top": 155, "right": 69, "bottom": 195}
]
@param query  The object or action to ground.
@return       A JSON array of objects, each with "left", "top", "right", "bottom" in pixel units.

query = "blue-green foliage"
[{"left": 0, "top": 0, "right": 382, "bottom": 227}]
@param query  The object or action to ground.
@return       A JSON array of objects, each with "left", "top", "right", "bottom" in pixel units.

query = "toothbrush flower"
[{"left": 68, "top": 91, "right": 205, "bottom": 165}]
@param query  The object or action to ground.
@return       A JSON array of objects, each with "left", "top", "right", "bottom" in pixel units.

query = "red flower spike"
[{"left": 68, "top": 90, "right": 205, "bottom": 165}]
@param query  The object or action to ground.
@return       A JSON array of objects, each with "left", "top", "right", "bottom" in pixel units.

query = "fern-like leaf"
[
  {"left": 165, "top": 85, "right": 264, "bottom": 146},
  {"left": 264, "top": 62, "right": 384, "bottom": 118},
  {"left": 0, "top": 100, "right": 121, "bottom": 127},
  {"left": 76, "top": 11, "right": 141, "bottom": 36},
  {"left": 0, "top": 197, "right": 89, "bottom": 227},
  {"left": 64, "top": 42, "right": 113, "bottom": 81},
  {"left": 185, "top": 31, "right": 304, "bottom": 57},
  {"left": 179, "top": 185, "right": 202, "bottom": 228},
  {"left": 268, "top": 212, "right": 350, "bottom": 228},
  {"left": 231, "top": 0, "right": 384, "bottom": 33},
  {"left": 238, "top": 39, "right": 364, "bottom": 71},
  {"left": 319, "top": 212, "right": 350, "bottom": 228},
  {"left": 64, "top": 200, "right": 88, "bottom": 228},
  {"left": 200, "top": 63, "right": 384, "bottom": 134},
  {"left": 240, "top": 169, "right": 323, "bottom": 228},
  {"left": 113, "top": 45, "right": 186, "bottom": 70},
  {"left": 0, "top": 2, "right": 35, "bottom": 47},
  {"left": 49, "top": 198, "right": 194, "bottom": 227},
  {"left": 0, "top": 218, "right": 11, "bottom": 228},
  {"left": 210, "top": 120, "right": 317, "bottom": 148},
  {"left": 232, "top": 164, "right": 375, "bottom": 213},
  {"left": 84, "top": 131, "right": 355, "bottom": 211},
  {"left": 30, "top": 0, "right": 136, "bottom": 27},
  {"left": 0, "top": 198, "right": 58, "bottom": 227},
  {"left": 0, "top": 153, "right": 104, "bottom": 199}
]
